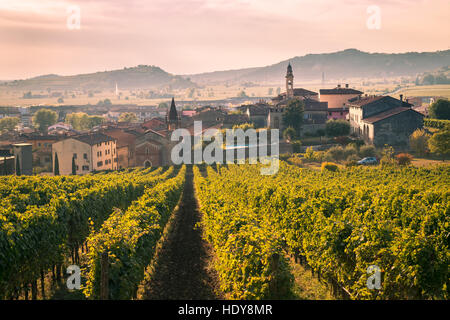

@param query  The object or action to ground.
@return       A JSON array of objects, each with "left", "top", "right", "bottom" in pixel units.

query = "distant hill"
[
  {"left": 187, "top": 49, "right": 450, "bottom": 84},
  {"left": 4, "top": 65, "right": 197, "bottom": 91}
]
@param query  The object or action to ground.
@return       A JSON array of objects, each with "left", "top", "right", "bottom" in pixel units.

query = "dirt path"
[{"left": 141, "top": 166, "right": 221, "bottom": 299}]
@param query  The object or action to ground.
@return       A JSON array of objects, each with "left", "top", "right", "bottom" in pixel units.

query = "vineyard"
[
  {"left": 0, "top": 166, "right": 185, "bottom": 299},
  {"left": 0, "top": 162, "right": 448, "bottom": 300},
  {"left": 194, "top": 163, "right": 449, "bottom": 300}
]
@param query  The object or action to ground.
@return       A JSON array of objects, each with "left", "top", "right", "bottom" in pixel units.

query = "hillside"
[
  {"left": 187, "top": 49, "right": 450, "bottom": 85},
  {"left": 3, "top": 65, "right": 197, "bottom": 91}
]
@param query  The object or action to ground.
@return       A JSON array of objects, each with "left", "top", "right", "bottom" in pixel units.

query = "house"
[
  {"left": 52, "top": 133, "right": 118, "bottom": 175},
  {"left": 48, "top": 122, "right": 73, "bottom": 133},
  {"left": 320, "top": 85, "right": 363, "bottom": 108},
  {"left": 348, "top": 95, "right": 424, "bottom": 147},
  {"left": 102, "top": 129, "right": 137, "bottom": 169},
  {"left": 320, "top": 85, "right": 363, "bottom": 120}
]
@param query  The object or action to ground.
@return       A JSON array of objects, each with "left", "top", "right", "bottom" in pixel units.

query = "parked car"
[{"left": 357, "top": 157, "right": 378, "bottom": 165}]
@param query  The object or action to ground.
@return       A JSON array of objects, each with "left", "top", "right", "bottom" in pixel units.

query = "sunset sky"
[{"left": 0, "top": 0, "right": 449, "bottom": 79}]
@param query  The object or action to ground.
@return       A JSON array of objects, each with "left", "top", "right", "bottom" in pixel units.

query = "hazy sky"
[{"left": 0, "top": 0, "right": 449, "bottom": 79}]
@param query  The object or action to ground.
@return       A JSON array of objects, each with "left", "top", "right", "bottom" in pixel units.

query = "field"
[
  {"left": 0, "top": 162, "right": 448, "bottom": 300},
  {"left": 2, "top": 81, "right": 449, "bottom": 108}
]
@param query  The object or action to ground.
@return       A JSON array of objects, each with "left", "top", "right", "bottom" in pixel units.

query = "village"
[{"left": 0, "top": 63, "right": 447, "bottom": 176}]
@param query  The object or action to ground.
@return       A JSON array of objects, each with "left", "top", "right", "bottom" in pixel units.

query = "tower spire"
[{"left": 167, "top": 97, "right": 179, "bottom": 130}]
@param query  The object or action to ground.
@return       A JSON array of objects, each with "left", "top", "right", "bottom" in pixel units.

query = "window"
[
  {"left": 76, "top": 165, "right": 79, "bottom": 170},
  {"left": 82, "top": 165, "right": 89, "bottom": 171},
  {"left": 38, "top": 143, "right": 41, "bottom": 147},
  {"left": 73, "top": 153, "right": 77, "bottom": 159},
  {"left": 83, "top": 153, "right": 88, "bottom": 159},
  {"left": 97, "top": 161, "right": 103, "bottom": 167}
]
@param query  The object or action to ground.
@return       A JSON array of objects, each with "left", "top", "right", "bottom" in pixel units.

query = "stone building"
[{"left": 348, "top": 95, "right": 424, "bottom": 147}]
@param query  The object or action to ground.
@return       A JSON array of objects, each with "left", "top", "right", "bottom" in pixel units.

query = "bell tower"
[{"left": 286, "top": 63, "right": 294, "bottom": 98}]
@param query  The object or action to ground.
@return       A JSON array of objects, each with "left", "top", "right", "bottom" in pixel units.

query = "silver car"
[{"left": 357, "top": 157, "right": 378, "bottom": 165}]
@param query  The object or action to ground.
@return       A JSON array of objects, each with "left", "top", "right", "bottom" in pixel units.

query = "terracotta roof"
[
  {"left": 273, "top": 88, "right": 318, "bottom": 102},
  {"left": 141, "top": 118, "right": 165, "bottom": 130},
  {"left": 349, "top": 95, "right": 413, "bottom": 109},
  {"left": 320, "top": 88, "right": 363, "bottom": 95},
  {"left": 102, "top": 129, "right": 136, "bottom": 148},
  {"left": 72, "top": 133, "right": 116, "bottom": 146},
  {"left": 363, "top": 107, "right": 423, "bottom": 124},
  {"left": 348, "top": 96, "right": 385, "bottom": 106}
]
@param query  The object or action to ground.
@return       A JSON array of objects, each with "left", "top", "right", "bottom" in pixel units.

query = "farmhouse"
[{"left": 348, "top": 95, "right": 424, "bottom": 147}]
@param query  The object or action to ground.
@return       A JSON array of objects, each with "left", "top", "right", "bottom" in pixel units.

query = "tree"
[
  {"left": 66, "top": 112, "right": 104, "bottom": 130},
  {"left": 72, "top": 156, "right": 76, "bottom": 175},
  {"left": 409, "top": 129, "right": 430, "bottom": 156},
  {"left": 325, "top": 119, "right": 350, "bottom": 137},
  {"left": 54, "top": 153, "right": 60, "bottom": 176},
  {"left": 15, "top": 155, "right": 21, "bottom": 176},
  {"left": 88, "top": 116, "right": 104, "bottom": 128},
  {"left": 359, "top": 145, "right": 376, "bottom": 158},
  {"left": 238, "top": 91, "right": 248, "bottom": 98},
  {"left": 158, "top": 102, "right": 169, "bottom": 109},
  {"left": 428, "top": 130, "right": 450, "bottom": 160},
  {"left": 0, "top": 117, "right": 20, "bottom": 132},
  {"left": 283, "top": 127, "right": 296, "bottom": 141},
  {"left": 232, "top": 123, "right": 254, "bottom": 131},
  {"left": 118, "top": 112, "right": 138, "bottom": 123},
  {"left": 429, "top": 99, "right": 450, "bottom": 120},
  {"left": 282, "top": 99, "right": 304, "bottom": 135},
  {"left": 32, "top": 109, "right": 58, "bottom": 132}
]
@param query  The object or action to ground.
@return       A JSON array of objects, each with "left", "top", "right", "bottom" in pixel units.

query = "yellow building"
[{"left": 52, "top": 133, "right": 117, "bottom": 175}]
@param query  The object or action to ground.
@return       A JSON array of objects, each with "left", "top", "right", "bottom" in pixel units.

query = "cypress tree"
[
  {"left": 54, "top": 153, "right": 60, "bottom": 176},
  {"left": 71, "top": 156, "right": 76, "bottom": 175},
  {"left": 1, "top": 157, "right": 6, "bottom": 176},
  {"left": 15, "top": 155, "right": 21, "bottom": 176}
]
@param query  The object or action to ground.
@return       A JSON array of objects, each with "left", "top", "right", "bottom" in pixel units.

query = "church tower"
[
  {"left": 166, "top": 97, "right": 179, "bottom": 131},
  {"left": 286, "top": 63, "right": 294, "bottom": 98}
]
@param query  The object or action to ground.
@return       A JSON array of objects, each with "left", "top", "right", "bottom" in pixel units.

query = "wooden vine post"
[{"left": 100, "top": 251, "right": 109, "bottom": 300}]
